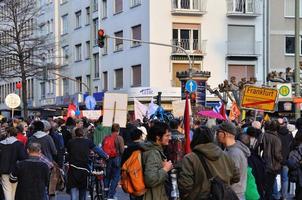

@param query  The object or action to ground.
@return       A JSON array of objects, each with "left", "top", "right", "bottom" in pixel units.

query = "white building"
[{"left": 98, "top": 0, "right": 265, "bottom": 103}]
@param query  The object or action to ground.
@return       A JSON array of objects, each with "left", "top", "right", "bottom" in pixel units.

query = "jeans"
[
  {"left": 70, "top": 187, "right": 87, "bottom": 200},
  {"left": 1, "top": 174, "right": 17, "bottom": 200},
  {"left": 104, "top": 157, "right": 121, "bottom": 198},
  {"left": 264, "top": 171, "right": 277, "bottom": 200},
  {"left": 273, "top": 166, "right": 289, "bottom": 199}
]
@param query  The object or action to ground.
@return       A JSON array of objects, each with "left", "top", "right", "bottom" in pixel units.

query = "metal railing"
[
  {"left": 226, "top": 0, "right": 261, "bottom": 15},
  {"left": 130, "top": 0, "right": 141, "bottom": 7},
  {"left": 172, "top": 39, "right": 206, "bottom": 54},
  {"left": 227, "top": 41, "right": 261, "bottom": 55},
  {"left": 172, "top": 0, "right": 207, "bottom": 13}
]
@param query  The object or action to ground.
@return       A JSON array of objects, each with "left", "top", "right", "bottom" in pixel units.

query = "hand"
[{"left": 162, "top": 160, "right": 173, "bottom": 172}]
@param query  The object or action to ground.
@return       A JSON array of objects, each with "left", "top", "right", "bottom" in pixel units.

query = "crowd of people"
[{"left": 0, "top": 114, "right": 302, "bottom": 200}]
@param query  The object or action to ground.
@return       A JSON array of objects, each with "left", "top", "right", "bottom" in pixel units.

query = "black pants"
[
  {"left": 296, "top": 186, "right": 302, "bottom": 200},
  {"left": 264, "top": 171, "right": 277, "bottom": 200}
]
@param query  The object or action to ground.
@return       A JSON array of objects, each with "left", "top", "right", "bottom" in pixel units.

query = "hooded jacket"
[
  {"left": 0, "top": 137, "right": 27, "bottom": 174},
  {"left": 178, "top": 143, "right": 240, "bottom": 200},
  {"left": 262, "top": 130, "right": 283, "bottom": 173},
  {"left": 141, "top": 141, "right": 169, "bottom": 200},
  {"left": 278, "top": 126, "right": 293, "bottom": 164},
  {"left": 28, "top": 131, "right": 57, "bottom": 162},
  {"left": 225, "top": 140, "right": 251, "bottom": 200},
  {"left": 287, "top": 143, "right": 302, "bottom": 186}
]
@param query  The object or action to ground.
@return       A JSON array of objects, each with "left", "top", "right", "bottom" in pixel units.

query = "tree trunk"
[{"left": 21, "top": 74, "right": 28, "bottom": 120}]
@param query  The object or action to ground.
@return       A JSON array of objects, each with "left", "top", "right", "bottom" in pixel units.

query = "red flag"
[
  {"left": 67, "top": 103, "right": 76, "bottom": 118},
  {"left": 229, "top": 101, "right": 241, "bottom": 121},
  {"left": 184, "top": 93, "right": 191, "bottom": 154}
]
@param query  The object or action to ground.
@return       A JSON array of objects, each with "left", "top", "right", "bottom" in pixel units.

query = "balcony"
[
  {"left": 172, "top": 39, "right": 206, "bottom": 56},
  {"left": 226, "top": 0, "right": 261, "bottom": 17},
  {"left": 227, "top": 41, "right": 261, "bottom": 57},
  {"left": 171, "top": 0, "right": 207, "bottom": 16}
]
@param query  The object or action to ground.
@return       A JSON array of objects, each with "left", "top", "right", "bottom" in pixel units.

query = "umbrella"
[{"left": 197, "top": 110, "right": 225, "bottom": 120}]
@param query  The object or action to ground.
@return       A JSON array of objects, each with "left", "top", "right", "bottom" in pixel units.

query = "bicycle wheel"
[
  {"left": 93, "top": 178, "right": 105, "bottom": 200},
  {"left": 88, "top": 175, "right": 95, "bottom": 200}
]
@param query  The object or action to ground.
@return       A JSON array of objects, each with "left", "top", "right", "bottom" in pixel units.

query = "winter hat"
[
  {"left": 41, "top": 120, "right": 51, "bottom": 132},
  {"left": 217, "top": 121, "right": 237, "bottom": 136},
  {"left": 252, "top": 121, "right": 261, "bottom": 129},
  {"left": 137, "top": 126, "right": 147, "bottom": 140},
  {"left": 287, "top": 124, "right": 296, "bottom": 133}
]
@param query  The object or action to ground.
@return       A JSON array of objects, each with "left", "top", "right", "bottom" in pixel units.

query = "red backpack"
[{"left": 102, "top": 133, "right": 118, "bottom": 158}]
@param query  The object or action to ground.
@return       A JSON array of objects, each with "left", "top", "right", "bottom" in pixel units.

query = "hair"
[
  {"left": 169, "top": 119, "right": 180, "bottom": 130},
  {"left": 238, "top": 133, "right": 250, "bottom": 147},
  {"left": 16, "top": 124, "right": 24, "bottom": 133},
  {"left": 27, "top": 142, "right": 42, "bottom": 153},
  {"left": 7, "top": 127, "right": 18, "bottom": 137},
  {"left": 264, "top": 120, "right": 280, "bottom": 132},
  {"left": 131, "top": 128, "right": 143, "bottom": 141},
  {"left": 32, "top": 120, "right": 45, "bottom": 132},
  {"left": 41, "top": 120, "right": 51, "bottom": 132},
  {"left": 190, "top": 126, "right": 214, "bottom": 149},
  {"left": 147, "top": 122, "right": 170, "bottom": 142},
  {"left": 75, "top": 128, "right": 84, "bottom": 137},
  {"left": 111, "top": 123, "right": 120, "bottom": 133},
  {"left": 66, "top": 117, "right": 76, "bottom": 126},
  {"left": 296, "top": 118, "right": 302, "bottom": 130}
]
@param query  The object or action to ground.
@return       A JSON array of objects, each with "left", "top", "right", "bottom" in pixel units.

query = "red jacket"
[{"left": 16, "top": 133, "right": 28, "bottom": 146}]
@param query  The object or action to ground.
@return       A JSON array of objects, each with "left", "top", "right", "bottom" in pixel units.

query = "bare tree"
[{"left": 0, "top": 0, "right": 55, "bottom": 119}]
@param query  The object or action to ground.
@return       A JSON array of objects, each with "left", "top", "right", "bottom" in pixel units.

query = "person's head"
[
  {"left": 32, "top": 120, "right": 44, "bottom": 132},
  {"left": 190, "top": 126, "right": 214, "bottom": 149},
  {"left": 246, "top": 127, "right": 258, "bottom": 138},
  {"left": 75, "top": 127, "right": 84, "bottom": 137},
  {"left": 19, "top": 121, "right": 28, "bottom": 133},
  {"left": 264, "top": 120, "right": 280, "bottom": 132},
  {"left": 251, "top": 121, "right": 261, "bottom": 130},
  {"left": 7, "top": 127, "right": 18, "bottom": 137},
  {"left": 193, "top": 119, "right": 201, "bottom": 129},
  {"left": 216, "top": 121, "right": 237, "bottom": 146},
  {"left": 137, "top": 126, "right": 148, "bottom": 141},
  {"left": 111, "top": 123, "right": 120, "bottom": 133},
  {"left": 169, "top": 119, "right": 180, "bottom": 130},
  {"left": 131, "top": 128, "right": 143, "bottom": 142},
  {"left": 238, "top": 133, "right": 250, "bottom": 147},
  {"left": 41, "top": 120, "right": 51, "bottom": 133},
  {"left": 296, "top": 118, "right": 302, "bottom": 130},
  {"left": 75, "top": 119, "right": 83, "bottom": 128},
  {"left": 66, "top": 117, "right": 76, "bottom": 127},
  {"left": 27, "top": 142, "right": 42, "bottom": 156},
  {"left": 147, "top": 122, "right": 171, "bottom": 146}
]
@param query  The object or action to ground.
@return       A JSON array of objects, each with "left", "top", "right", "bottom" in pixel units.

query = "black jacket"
[
  {"left": 0, "top": 137, "right": 27, "bottom": 174},
  {"left": 262, "top": 130, "right": 283, "bottom": 173},
  {"left": 121, "top": 141, "right": 143, "bottom": 166},
  {"left": 287, "top": 143, "right": 302, "bottom": 186},
  {"left": 278, "top": 127, "right": 293, "bottom": 164}
]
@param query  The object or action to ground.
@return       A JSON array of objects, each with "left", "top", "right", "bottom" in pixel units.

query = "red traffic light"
[{"left": 98, "top": 29, "right": 105, "bottom": 37}]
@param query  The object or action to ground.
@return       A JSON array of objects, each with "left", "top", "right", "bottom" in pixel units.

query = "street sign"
[
  {"left": 5, "top": 93, "right": 21, "bottom": 109},
  {"left": 85, "top": 96, "right": 96, "bottom": 110},
  {"left": 277, "top": 83, "right": 292, "bottom": 99},
  {"left": 241, "top": 85, "right": 278, "bottom": 112},
  {"left": 185, "top": 80, "right": 197, "bottom": 93}
]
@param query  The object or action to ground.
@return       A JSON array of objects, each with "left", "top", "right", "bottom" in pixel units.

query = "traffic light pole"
[{"left": 106, "top": 35, "right": 194, "bottom": 79}]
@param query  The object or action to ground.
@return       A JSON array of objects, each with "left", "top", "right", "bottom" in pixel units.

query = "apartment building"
[{"left": 98, "top": 0, "right": 265, "bottom": 104}]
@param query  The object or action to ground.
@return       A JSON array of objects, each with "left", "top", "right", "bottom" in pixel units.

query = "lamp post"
[{"left": 295, "top": 0, "right": 301, "bottom": 119}]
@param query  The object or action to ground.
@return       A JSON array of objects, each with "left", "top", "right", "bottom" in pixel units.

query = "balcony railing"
[
  {"left": 226, "top": 0, "right": 261, "bottom": 17},
  {"left": 172, "top": 0, "right": 207, "bottom": 15},
  {"left": 227, "top": 41, "right": 261, "bottom": 56},
  {"left": 172, "top": 39, "right": 206, "bottom": 55}
]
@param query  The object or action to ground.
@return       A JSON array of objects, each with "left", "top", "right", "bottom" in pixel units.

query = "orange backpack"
[{"left": 121, "top": 150, "right": 146, "bottom": 196}]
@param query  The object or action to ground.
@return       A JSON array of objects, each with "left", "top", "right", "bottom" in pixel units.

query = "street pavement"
[{"left": 56, "top": 185, "right": 128, "bottom": 200}]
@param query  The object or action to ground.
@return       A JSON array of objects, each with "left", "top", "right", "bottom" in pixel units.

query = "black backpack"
[{"left": 194, "top": 151, "right": 239, "bottom": 200}]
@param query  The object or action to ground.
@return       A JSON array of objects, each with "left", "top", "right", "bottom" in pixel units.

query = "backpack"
[
  {"left": 194, "top": 151, "right": 239, "bottom": 200},
  {"left": 102, "top": 134, "right": 118, "bottom": 158},
  {"left": 121, "top": 150, "right": 146, "bottom": 196}
]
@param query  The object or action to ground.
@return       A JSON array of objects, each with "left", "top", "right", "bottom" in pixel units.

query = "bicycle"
[{"left": 88, "top": 153, "right": 106, "bottom": 200}]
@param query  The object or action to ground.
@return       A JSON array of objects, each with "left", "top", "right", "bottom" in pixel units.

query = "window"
[
  {"left": 115, "top": 68, "right": 123, "bottom": 89},
  {"left": 75, "top": 44, "right": 82, "bottom": 61},
  {"left": 285, "top": 36, "right": 302, "bottom": 54},
  {"left": 93, "top": 18, "right": 99, "bottom": 45},
  {"left": 93, "top": 53, "right": 99, "bottom": 78},
  {"left": 40, "top": 82, "right": 45, "bottom": 99},
  {"left": 130, "top": 0, "right": 141, "bottom": 7},
  {"left": 172, "top": 24, "right": 200, "bottom": 51},
  {"left": 285, "top": 0, "right": 302, "bottom": 17},
  {"left": 85, "top": 41, "right": 90, "bottom": 59},
  {"left": 49, "top": 80, "right": 54, "bottom": 94},
  {"left": 102, "top": 0, "right": 107, "bottom": 18},
  {"left": 228, "top": 25, "right": 255, "bottom": 55},
  {"left": 63, "top": 78, "right": 69, "bottom": 95},
  {"left": 228, "top": 65, "right": 255, "bottom": 81},
  {"left": 86, "top": 75, "right": 91, "bottom": 89},
  {"left": 95, "top": 86, "right": 99, "bottom": 92},
  {"left": 86, "top": 7, "right": 90, "bottom": 25},
  {"left": 75, "top": 11, "right": 81, "bottom": 29},
  {"left": 93, "top": 0, "right": 98, "bottom": 12},
  {"left": 115, "top": 0, "right": 123, "bottom": 13},
  {"left": 61, "top": 14, "right": 68, "bottom": 35},
  {"left": 132, "top": 25, "right": 141, "bottom": 47},
  {"left": 229, "top": 0, "right": 255, "bottom": 13},
  {"left": 114, "top": 31, "right": 123, "bottom": 51},
  {"left": 103, "top": 71, "right": 108, "bottom": 91},
  {"left": 62, "top": 45, "right": 69, "bottom": 65},
  {"left": 76, "top": 76, "right": 82, "bottom": 93},
  {"left": 132, "top": 65, "right": 141, "bottom": 86}
]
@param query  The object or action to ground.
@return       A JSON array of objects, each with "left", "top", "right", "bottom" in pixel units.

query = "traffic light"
[
  {"left": 190, "top": 92, "right": 196, "bottom": 106},
  {"left": 97, "top": 29, "right": 105, "bottom": 48}
]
